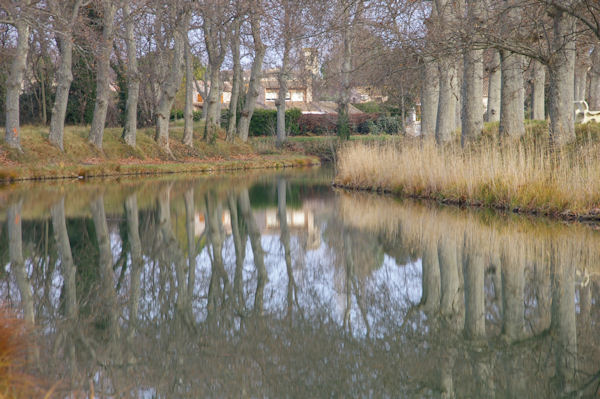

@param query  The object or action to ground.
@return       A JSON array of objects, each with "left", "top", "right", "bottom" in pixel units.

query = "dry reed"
[{"left": 335, "top": 137, "right": 600, "bottom": 217}]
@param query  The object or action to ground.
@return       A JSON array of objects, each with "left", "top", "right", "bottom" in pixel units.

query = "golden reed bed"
[{"left": 334, "top": 139, "right": 600, "bottom": 219}]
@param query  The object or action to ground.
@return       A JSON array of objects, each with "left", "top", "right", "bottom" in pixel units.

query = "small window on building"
[
  {"left": 197, "top": 94, "right": 203, "bottom": 103},
  {"left": 265, "top": 90, "right": 278, "bottom": 101},
  {"left": 291, "top": 91, "right": 304, "bottom": 102}
]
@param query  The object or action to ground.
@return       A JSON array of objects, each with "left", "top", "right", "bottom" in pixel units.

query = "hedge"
[{"left": 248, "top": 108, "right": 302, "bottom": 136}]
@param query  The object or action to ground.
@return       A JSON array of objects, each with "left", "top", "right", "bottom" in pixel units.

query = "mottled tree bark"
[
  {"left": 461, "top": 41, "right": 484, "bottom": 144},
  {"left": 485, "top": 50, "right": 501, "bottom": 123},
  {"left": 589, "top": 46, "right": 600, "bottom": 110},
  {"left": 548, "top": 8, "right": 576, "bottom": 146},
  {"left": 5, "top": 20, "right": 30, "bottom": 151},
  {"left": 435, "top": 59, "right": 458, "bottom": 143},
  {"left": 237, "top": 13, "right": 266, "bottom": 142},
  {"left": 276, "top": 17, "right": 291, "bottom": 147},
  {"left": 531, "top": 60, "right": 546, "bottom": 120},
  {"left": 122, "top": 3, "right": 140, "bottom": 147},
  {"left": 574, "top": 61, "right": 588, "bottom": 102},
  {"left": 88, "top": 0, "right": 117, "bottom": 149},
  {"left": 420, "top": 57, "right": 439, "bottom": 138},
  {"left": 155, "top": 14, "right": 189, "bottom": 152},
  {"left": 499, "top": 50, "right": 525, "bottom": 139},
  {"left": 183, "top": 40, "right": 194, "bottom": 147},
  {"left": 434, "top": 0, "right": 457, "bottom": 143},
  {"left": 226, "top": 21, "right": 242, "bottom": 142},
  {"left": 48, "top": 0, "right": 83, "bottom": 151}
]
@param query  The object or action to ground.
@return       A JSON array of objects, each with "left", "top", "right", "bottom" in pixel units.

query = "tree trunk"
[
  {"left": 5, "top": 20, "right": 30, "bottom": 151},
  {"left": 122, "top": 3, "right": 140, "bottom": 147},
  {"left": 531, "top": 60, "right": 546, "bottom": 120},
  {"left": 461, "top": 47, "right": 484, "bottom": 145},
  {"left": 338, "top": 18, "right": 352, "bottom": 140},
  {"left": 226, "top": 21, "right": 242, "bottom": 142},
  {"left": 204, "top": 64, "right": 221, "bottom": 141},
  {"left": 49, "top": 31, "right": 75, "bottom": 151},
  {"left": 51, "top": 198, "right": 77, "bottom": 318},
  {"left": 435, "top": 59, "right": 457, "bottom": 143},
  {"left": 420, "top": 57, "right": 439, "bottom": 138},
  {"left": 237, "top": 14, "right": 266, "bottom": 142},
  {"left": 574, "top": 61, "right": 587, "bottom": 102},
  {"left": 548, "top": 8, "right": 576, "bottom": 146},
  {"left": 499, "top": 50, "right": 525, "bottom": 139},
  {"left": 155, "top": 15, "right": 189, "bottom": 152},
  {"left": 485, "top": 50, "right": 501, "bottom": 122},
  {"left": 88, "top": 0, "right": 117, "bottom": 149},
  {"left": 276, "top": 34, "right": 291, "bottom": 147},
  {"left": 589, "top": 45, "right": 600, "bottom": 110},
  {"left": 183, "top": 40, "right": 194, "bottom": 147}
]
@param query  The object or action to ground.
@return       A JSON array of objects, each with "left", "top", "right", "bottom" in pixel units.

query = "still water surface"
[{"left": 0, "top": 167, "right": 599, "bottom": 398}]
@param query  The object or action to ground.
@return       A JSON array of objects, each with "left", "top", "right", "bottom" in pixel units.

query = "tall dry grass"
[{"left": 335, "top": 137, "right": 600, "bottom": 216}]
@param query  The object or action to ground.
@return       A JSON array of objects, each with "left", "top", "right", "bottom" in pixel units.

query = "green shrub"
[
  {"left": 358, "top": 115, "right": 402, "bottom": 135},
  {"left": 249, "top": 108, "right": 302, "bottom": 136}
]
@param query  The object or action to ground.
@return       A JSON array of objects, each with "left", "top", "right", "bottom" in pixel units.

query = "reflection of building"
[{"left": 194, "top": 205, "right": 321, "bottom": 250}]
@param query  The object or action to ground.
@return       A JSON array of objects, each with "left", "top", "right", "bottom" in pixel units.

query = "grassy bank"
[
  {"left": 0, "top": 123, "right": 320, "bottom": 181},
  {"left": 334, "top": 122, "right": 600, "bottom": 220}
]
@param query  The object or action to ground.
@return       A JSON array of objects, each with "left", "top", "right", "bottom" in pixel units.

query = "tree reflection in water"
[{"left": 0, "top": 171, "right": 599, "bottom": 397}]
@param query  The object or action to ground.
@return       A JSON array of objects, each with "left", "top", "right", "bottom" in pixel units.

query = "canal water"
[{"left": 0, "top": 166, "right": 598, "bottom": 397}]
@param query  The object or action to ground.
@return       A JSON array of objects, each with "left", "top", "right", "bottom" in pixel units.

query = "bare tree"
[
  {"left": 461, "top": 0, "right": 485, "bottom": 145},
  {"left": 589, "top": 45, "right": 600, "bottom": 109},
  {"left": 336, "top": 0, "right": 364, "bottom": 140},
  {"left": 88, "top": 0, "right": 117, "bottom": 149},
  {"left": 48, "top": 0, "right": 85, "bottom": 151},
  {"left": 182, "top": 39, "right": 194, "bottom": 147},
  {"left": 226, "top": 17, "right": 242, "bottom": 142},
  {"left": 433, "top": 0, "right": 458, "bottom": 143},
  {"left": 121, "top": 1, "right": 141, "bottom": 147},
  {"left": 201, "top": 0, "right": 231, "bottom": 142},
  {"left": 154, "top": 3, "right": 191, "bottom": 153},
  {"left": 531, "top": 60, "right": 545, "bottom": 120},
  {"left": 237, "top": 2, "right": 266, "bottom": 142},
  {"left": 485, "top": 50, "right": 501, "bottom": 122},
  {"left": 3, "top": 2, "right": 35, "bottom": 151}
]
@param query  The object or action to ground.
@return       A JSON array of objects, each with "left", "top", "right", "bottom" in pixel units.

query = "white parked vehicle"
[{"left": 574, "top": 100, "right": 600, "bottom": 124}]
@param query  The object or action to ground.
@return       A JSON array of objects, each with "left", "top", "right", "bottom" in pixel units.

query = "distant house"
[{"left": 193, "top": 48, "right": 365, "bottom": 116}]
